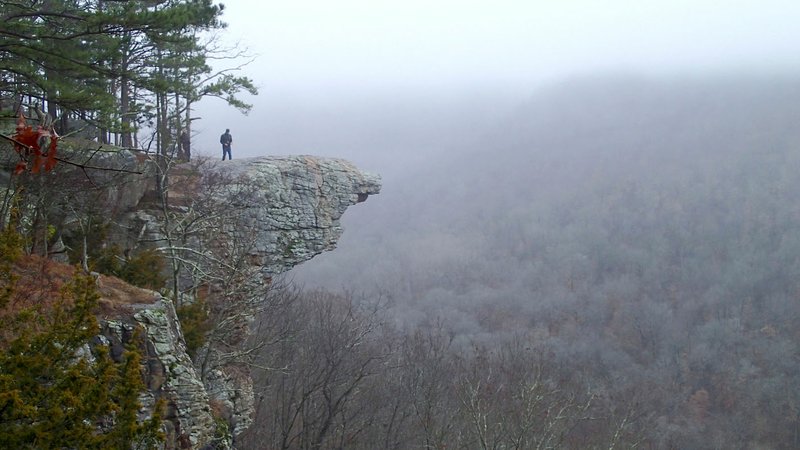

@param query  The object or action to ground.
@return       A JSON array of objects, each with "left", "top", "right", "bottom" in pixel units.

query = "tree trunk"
[{"left": 120, "top": 33, "right": 133, "bottom": 148}]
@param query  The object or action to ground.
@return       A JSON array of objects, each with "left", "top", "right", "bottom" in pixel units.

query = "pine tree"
[
  {"left": 1, "top": 0, "right": 255, "bottom": 147},
  {"left": 0, "top": 226, "right": 163, "bottom": 448}
]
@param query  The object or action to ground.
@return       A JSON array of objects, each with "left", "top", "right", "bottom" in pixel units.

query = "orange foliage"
[
  {"left": 0, "top": 255, "right": 158, "bottom": 341},
  {"left": 12, "top": 114, "right": 58, "bottom": 174},
  {"left": 3, "top": 256, "right": 69, "bottom": 311}
]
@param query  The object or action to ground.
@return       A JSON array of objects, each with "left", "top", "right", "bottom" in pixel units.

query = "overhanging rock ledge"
[{"left": 213, "top": 155, "right": 382, "bottom": 276}]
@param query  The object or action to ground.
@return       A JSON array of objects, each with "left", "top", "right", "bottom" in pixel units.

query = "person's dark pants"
[{"left": 222, "top": 145, "right": 232, "bottom": 160}]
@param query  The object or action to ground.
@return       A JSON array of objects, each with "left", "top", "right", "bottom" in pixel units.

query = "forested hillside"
[{"left": 280, "top": 76, "right": 800, "bottom": 449}]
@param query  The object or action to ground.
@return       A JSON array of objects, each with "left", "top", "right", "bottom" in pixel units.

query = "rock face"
[
  {"left": 2, "top": 148, "right": 380, "bottom": 448},
  {"left": 102, "top": 297, "right": 216, "bottom": 448},
  {"left": 199, "top": 156, "right": 380, "bottom": 442},
  {"left": 113, "top": 155, "right": 380, "bottom": 448},
  {"left": 216, "top": 156, "right": 381, "bottom": 275}
]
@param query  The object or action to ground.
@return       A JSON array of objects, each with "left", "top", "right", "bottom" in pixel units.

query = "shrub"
[
  {"left": 177, "top": 298, "right": 211, "bottom": 358},
  {"left": 0, "top": 228, "right": 164, "bottom": 447},
  {"left": 119, "top": 249, "right": 167, "bottom": 290}
]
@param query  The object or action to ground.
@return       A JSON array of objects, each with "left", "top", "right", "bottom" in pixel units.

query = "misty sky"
[{"left": 193, "top": 0, "right": 800, "bottom": 160}]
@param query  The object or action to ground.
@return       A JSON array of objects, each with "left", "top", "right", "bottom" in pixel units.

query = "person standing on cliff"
[{"left": 220, "top": 128, "right": 232, "bottom": 160}]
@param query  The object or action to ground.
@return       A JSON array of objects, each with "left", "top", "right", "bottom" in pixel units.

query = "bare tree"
[{"left": 245, "top": 290, "right": 390, "bottom": 450}]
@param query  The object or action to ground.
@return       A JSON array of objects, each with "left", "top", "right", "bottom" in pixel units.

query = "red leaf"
[
  {"left": 15, "top": 126, "right": 39, "bottom": 150},
  {"left": 31, "top": 154, "right": 42, "bottom": 174},
  {"left": 12, "top": 113, "right": 60, "bottom": 173},
  {"left": 44, "top": 152, "right": 57, "bottom": 172}
]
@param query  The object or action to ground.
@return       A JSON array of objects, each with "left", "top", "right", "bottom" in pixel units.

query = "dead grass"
[{"left": 4, "top": 254, "right": 158, "bottom": 320}]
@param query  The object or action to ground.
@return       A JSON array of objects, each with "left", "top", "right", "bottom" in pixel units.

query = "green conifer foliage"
[
  {"left": 1, "top": 0, "right": 255, "bottom": 145},
  {"left": 177, "top": 298, "right": 211, "bottom": 358},
  {"left": 0, "top": 227, "right": 163, "bottom": 448}
]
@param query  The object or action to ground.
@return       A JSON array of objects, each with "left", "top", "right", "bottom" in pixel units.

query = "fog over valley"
[
  {"left": 288, "top": 74, "right": 800, "bottom": 328},
  {"left": 193, "top": 2, "right": 800, "bottom": 448},
  {"left": 6, "top": 1, "right": 800, "bottom": 447},
  {"left": 228, "top": 73, "right": 800, "bottom": 448}
]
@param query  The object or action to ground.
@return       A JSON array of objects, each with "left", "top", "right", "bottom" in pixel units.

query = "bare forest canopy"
[{"left": 276, "top": 75, "right": 800, "bottom": 449}]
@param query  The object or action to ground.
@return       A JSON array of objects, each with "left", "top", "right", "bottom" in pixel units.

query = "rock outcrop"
[
  {"left": 102, "top": 295, "right": 216, "bottom": 448},
  {"left": 214, "top": 156, "right": 381, "bottom": 276},
  {"left": 113, "top": 155, "right": 380, "bottom": 448},
  {"left": 3, "top": 147, "right": 380, "bottom": 448},
  {"left": 201, "top": 156, "right": 380, "bottom": 441}
]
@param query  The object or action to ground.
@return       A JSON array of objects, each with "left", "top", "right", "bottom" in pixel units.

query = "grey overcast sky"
[
  {"left": 193, "top": 0, "right": 800, "bottom": 159},
  {"left": 216, "top": 0, "right": 800, "bottom": 89}
]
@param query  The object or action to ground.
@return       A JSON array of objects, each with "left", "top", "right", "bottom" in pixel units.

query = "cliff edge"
[
  {"left": 107, "top": 155, "right": 380, "bottom": 448},
  {"left": 212, "top": 156, "right": 381, "bottom": 275}
]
